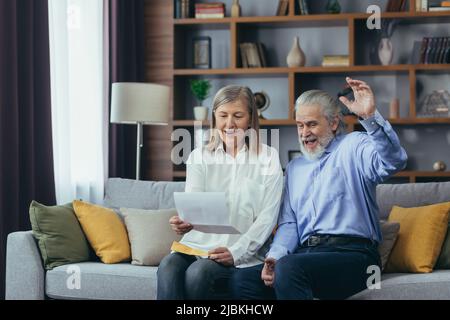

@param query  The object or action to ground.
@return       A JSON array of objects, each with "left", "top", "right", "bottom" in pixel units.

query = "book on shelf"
[
  {"left": 415, "top": 0, "right": 428, "bottom": 11},
  {"left": 276, "top": 0, "right": 289, "bottom": 16},
  {"left": 298, "top": 0, "right": 309, "bottom": 15},
  {"left": 195, "top": 13, "right": 225, "bottom": 18},
  {"left": 442, "top": 1, "right": 450, "bottom": 6},
  {"left": 412, "top": 36, "right": 450, "bottom": 64},
  {"left": 179, "top": 0, "right": 194, "bottom": 18},
  {"left": 386, "top": 0, "right": 407, "bottom": 12},
  {"left": 428, "top": 6, "right": 450, "bottom": 10},
  {"left": 240, "top": 42, "right": 267, "bottom": 68},
  {"left": 321, "top": 55, "right": 350, "bottom": 67}
]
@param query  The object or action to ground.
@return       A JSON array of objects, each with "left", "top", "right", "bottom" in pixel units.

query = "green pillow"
[
  {"left": 436, "top": 221, "right": 450, "bottom": 269},
  {"left": 29, "top": 201, "right": 91, "bottom": 270}
]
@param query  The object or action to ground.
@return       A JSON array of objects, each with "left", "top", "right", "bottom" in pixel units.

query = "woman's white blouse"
[{"left": 180, "top": 143, "right": 283, "bottom": 268}]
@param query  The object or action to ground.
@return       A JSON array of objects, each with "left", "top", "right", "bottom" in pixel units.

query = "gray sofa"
[{"left": 5, "top": 178, "right": 450, "bottom": 300}]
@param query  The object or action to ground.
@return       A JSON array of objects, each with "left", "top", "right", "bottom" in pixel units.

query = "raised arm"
[{"left": 339, "top": 77, "right": 407, "bottom": 182}]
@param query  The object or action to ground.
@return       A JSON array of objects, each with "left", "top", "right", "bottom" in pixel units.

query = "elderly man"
[{"left": 231, "top": 77, "right": 407, "bottom": 300}]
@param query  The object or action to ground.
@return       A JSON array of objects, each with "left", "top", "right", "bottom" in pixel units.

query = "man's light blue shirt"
[{"left": 268, "top": 111, "right": 408, "bottom": 261}]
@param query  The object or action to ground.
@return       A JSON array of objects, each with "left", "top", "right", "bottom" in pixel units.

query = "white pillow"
[{"left": 121, "top": 208, "right": 181, "bottom": 266}]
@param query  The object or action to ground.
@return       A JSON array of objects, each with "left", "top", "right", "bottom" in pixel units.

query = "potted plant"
[{"left": 190, "top": 79, "right": 211, "bottom": 121}]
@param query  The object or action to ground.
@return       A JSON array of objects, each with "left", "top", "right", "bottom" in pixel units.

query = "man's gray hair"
[{"left": 295, "top": 90, "right": 346, "bottom": 135}]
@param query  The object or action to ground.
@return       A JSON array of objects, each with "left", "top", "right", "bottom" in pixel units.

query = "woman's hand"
[
  {"left": 209, "top": 247, "right": 235, "bottom": 266},
  {"left": 339, "top": 77, "right": 376, "bottom": 119},
  {"left": 261, "top": 257, "right": 276, "bottom": 287},
  {"left": 169, "top": 215, "right": 193, "bottom": 235}
]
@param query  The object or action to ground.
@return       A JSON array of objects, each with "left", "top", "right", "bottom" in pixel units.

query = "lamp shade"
[{"left": 110, "top": 82, "right": 170, "bottom": 125}]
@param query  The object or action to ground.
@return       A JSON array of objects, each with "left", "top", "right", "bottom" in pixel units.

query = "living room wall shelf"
[
  {"left": 172, "top": 119, "right": 297, "bottom": 127},
  {"left": 162, "top": 0, "right": 450, "bottom": 182},
  {"left": 348, "top": 117, "right": 450, "bottom": 125}
]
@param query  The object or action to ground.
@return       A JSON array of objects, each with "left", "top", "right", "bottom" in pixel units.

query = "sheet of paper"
[{"left": 173, "top": 192, "right": 241, "bottom": 234}]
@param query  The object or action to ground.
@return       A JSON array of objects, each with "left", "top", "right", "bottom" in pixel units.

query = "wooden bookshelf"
[
  {"left": 144, "top": 0, "right": 450, "bottom": 182},
  {"left": 172, "top": 170, "right": 450, "bottom": 184}
]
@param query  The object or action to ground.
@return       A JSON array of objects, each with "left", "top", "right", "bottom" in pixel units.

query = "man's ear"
[{"left": 331, "top": 116, "right": 339, "bottom": 132}]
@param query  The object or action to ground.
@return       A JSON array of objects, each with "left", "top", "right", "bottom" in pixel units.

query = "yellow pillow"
[
  {"left": 385, "top": 202, "right": 450, "bottom": 273},
  {"left": 73, "top": 200, "right": 130, "bottom": 264}
]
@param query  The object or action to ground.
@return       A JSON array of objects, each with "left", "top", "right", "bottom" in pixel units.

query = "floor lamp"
[{"left": 110, "top": 82, "right": 170, "bottom": 180}]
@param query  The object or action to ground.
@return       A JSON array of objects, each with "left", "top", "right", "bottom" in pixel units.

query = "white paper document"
[{"left": 173, "top": 192, "right": 241, "bottom": 234}]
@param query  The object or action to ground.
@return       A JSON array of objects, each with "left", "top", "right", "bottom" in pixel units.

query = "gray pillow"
[
  {"left": 121, "top": 208, "right": 182, "bottom": 266},
  {"left": 378, "top": 221, "right": 400, "bottom": 271}
]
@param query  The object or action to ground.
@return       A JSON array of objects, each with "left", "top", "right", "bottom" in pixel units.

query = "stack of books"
[
  {"left": 195, "top": 2, "right": 225, "bottom": 19},
  {"left": 429, "top": 0, "right": 450, "bottom": 11},
  {"left": 416, "top": 0, "right": 450, "bottom": 11},
  {"left": 240, "top": 43, "right": 268, "bottom": 68},
  {"left": 322, "top": 55, "right": 350, "bottom": 67},
  {"left": 411, "top": 37, "right": 450, "bottom": 64}
]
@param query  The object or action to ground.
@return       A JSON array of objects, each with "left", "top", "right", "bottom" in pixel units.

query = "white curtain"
[{"left": 48, "top": 0, "right": 108, "bottom": 205}]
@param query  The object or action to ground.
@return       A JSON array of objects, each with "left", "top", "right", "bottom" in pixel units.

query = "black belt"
[{"left": 301, "top": 234, "right": 375, "bottom": 247}]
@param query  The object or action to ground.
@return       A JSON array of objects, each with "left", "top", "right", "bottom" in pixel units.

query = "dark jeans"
[
  {"left": 157, "top": 252, "right": 235, "bottom": 300},
  {"left": 231, "top": 242, "right": 380, "bottom": 300}
]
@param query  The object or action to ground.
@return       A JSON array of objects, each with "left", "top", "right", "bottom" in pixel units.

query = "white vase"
[
  {"left": 378, "top": 37, "right": 394, "bottom": 66},
  {"left": 287, "top": 36, "right": 306, "bottom": 67},
  {"left": 193, "top": 106, "right": 208, "bottom": 121}
]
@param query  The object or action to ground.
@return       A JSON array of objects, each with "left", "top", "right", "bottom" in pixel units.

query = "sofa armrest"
[{"left": 5, "top": 231, "right": 45, "bottom": 300}]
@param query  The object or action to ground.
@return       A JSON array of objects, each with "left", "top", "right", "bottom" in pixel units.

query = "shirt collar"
[
  {"left": 215, "top": 142, "right": 248, "bottom": 155},
  {"left": 324, "top": 134, "right": 343, "bottom": 154}
]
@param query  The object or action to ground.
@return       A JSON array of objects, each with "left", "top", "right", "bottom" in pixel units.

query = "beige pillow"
[
  {"left": 121, "top": 208, "right": 182, "bottom": 266},
  {"left": 378, "top": 221, "right": 400, "bottom": 271}
]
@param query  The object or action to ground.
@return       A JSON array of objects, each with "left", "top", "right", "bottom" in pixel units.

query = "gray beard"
[{"left": 299, "top": 131, "right": 335, "bottom": 161}]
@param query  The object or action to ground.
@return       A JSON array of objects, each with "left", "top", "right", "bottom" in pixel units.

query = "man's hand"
[
  {"left": 339, "top": 77, "right": 376, "bottom": 119},
  {"left": 209, "top": 247, "right": 234, "bottom": 266},
  {"left": 169, "top": 215, "right": 193, "bottom": 235},
  {"left": 261, "top": 257, "right": 276, "bottom": 287}
]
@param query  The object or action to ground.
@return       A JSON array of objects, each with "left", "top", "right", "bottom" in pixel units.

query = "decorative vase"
[
  {"left": 231, "top": 0, "right": 241, "bottom": 17},
  {"left": 287, "top": 36, "right": 306, "bottom": 67},
  {"left": 326, "top": 0, "right": 341, "bottom": 14},
  {"left": 194, "top": 106, "right": 208, "bottom": 121},
  {"left": 378, "top": 37, "right": 394, "bottom": 66},
  {"left": 389, "top": 98, "right": 400, "bottom": 119}
]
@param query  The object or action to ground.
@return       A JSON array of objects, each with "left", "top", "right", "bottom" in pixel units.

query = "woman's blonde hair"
[{"left": 207, "top": 85, "right": 260, "bottom": 153}]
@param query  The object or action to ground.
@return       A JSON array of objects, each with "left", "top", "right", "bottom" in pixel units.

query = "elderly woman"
[{"left": 157, "top": 85, "right": 283, "bottom": 300}]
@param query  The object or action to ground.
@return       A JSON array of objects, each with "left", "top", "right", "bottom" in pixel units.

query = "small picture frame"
[
  {"left": 288, "top": 150, "right": 302, "bottom": 162},
  {"left": 193, "top": 36, "right": 211, "bottom": 69}
]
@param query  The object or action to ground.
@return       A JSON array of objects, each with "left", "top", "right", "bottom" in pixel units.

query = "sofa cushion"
[
  {"left": 104, "top": 178, "right": 185, "bottom": 210},
  {"left": 376, "top": 182, "right": 450, "bottom": 220},
  {"left": 121, "top": 208, "right": 182, "bottom": 266},
  {"left": 29, "top": 201, "right": 91, "bottom": 270},
  {"left": 349, "top": 270, "right": 450, "bottom": 300},
  {"left": 45, "top": 262, "right": 158, "bottom": 300},
  {"left": 378, "top": 221, "right": 400, "bottom": 271},
  {"left": 385, "top": 202, "right": 450, "bottom": 273},
  {"left": 73, "top": 200, "right": 131, "bottom": 264},
  {"left": 436, "top": 220, "right": 450, "bottom": 269}
]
